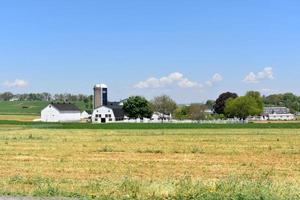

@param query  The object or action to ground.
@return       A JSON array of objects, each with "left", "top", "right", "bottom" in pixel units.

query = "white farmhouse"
[
  {"left": 92, "top": 103, "right": 125, "bottom": 123},
  {"left": 41, "top": 103, "right": 81, "bottom": 122}
]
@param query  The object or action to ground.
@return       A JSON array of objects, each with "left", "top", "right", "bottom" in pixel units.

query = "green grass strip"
[{"left": 1, "top": 120, "right": 300, "bottom": 129}]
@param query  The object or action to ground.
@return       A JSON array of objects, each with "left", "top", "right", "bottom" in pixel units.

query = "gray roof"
[
  {"left": 112, "top": 107, "right": 125, "bottom": 119},
  {"left": 263, "top": 107, "right": 290, "bottom": 114},
  {"left": 51, "top": 103, "right": 80, "bottom": 112},
  {"left": 106, "top": 102, "right": 125, "bottom": 119},
  {"left": 107, "top": 101, "right": 121, "bottom": 107}
]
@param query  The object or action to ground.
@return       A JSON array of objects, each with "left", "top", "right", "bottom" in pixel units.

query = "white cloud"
[
  {"left": 4, "top": 79, "right": 29, "bottom": 88},
  {"left": 212, "top": 73, "right": 223, "bottom": 82},
  {"left": 178, "top": 78, "right": 199, "bottom": 88},
  {"left": 134, "top": 72, "right": 223, "bottom": 89},
  {"left": 244, "top": 67, "right": 274, "bottom": 83},
  {"left": 204, "top": 73, "right": 223, "bottom": 87}
]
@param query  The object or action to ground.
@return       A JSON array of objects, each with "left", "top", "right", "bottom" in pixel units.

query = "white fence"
[{"left": 121, "top": 118, "right": 248, "bottom": 124}]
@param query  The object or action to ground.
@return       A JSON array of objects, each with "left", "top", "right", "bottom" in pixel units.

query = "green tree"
[
  {"left": 0, "top": 92, "right": 14, "bottom": 101},
  {"left": 205, "top": 100, "right": 215, "bottom": 110},
  {"left": 174, "top": 105, "right": 189, "bottom": 120},
  {"left": 263, "top": 93, "right": 300, "bottom": 113},
  {"left": 246, "top": 91, "right": 264, "bottom": 109},
  {"left": 151, "top": 95, "right": 177, "bottom": 122},
  {"left": 122, "top": 96, "right": 153, "bottom": 119},
  {"left": 225, "top": 96, "right": 263, "bottom": 120}
]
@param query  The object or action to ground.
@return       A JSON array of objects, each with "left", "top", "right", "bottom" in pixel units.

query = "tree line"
[
  {"left": 212, "top": 92, "right": 300, "bottom": 117},
  {"left": 0, "top": 92, "right": 93, "bottom": 102},
  {"left": 0, "top": 92, "right": 94, "bottom": 110},
  {"left": 122, "top": 91, "right": 297, "bottom": 121},
  {"left": 1, "top": 91, "right": 299, "bottom": 120},
  {"left": 122, "top": 95, "right": 210, "bottom": 121}
]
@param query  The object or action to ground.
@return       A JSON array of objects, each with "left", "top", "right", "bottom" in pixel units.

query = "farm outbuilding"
[
  {"left": 81, "top": 110, "right": 91, "bottom": 120},
  {"left": 41, "top": 103, "right": 81, "bottom": 122}
]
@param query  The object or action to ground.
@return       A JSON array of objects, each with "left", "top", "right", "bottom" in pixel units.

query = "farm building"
[
  {"left": 91, "top": 85, "right": 125, "bottom": 123},
  {"left": 81, "top": 110, "right": 92, "bottom": 120},
  {"left": 268, "top": 113, "right": 295, "bottom": 121},
  {"left": 262, "top": 106, "right": 295, "bottom": 121},
  {"left": 92, "top": 103, "right": 125, "bottom": 123},
  {"left": 247, "top": 106, "right": 296, "bottom": 121},
  {"left": 151, "top": 112, "right": 172, "bottom": 122},
  {"left": 41, "top": 103, "right": 81, "bottom": 122}
]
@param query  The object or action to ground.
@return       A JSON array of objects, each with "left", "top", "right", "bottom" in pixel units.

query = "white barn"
[
  {"left": 92, "top": 104, "right": 125, "bottom": 123},
  {"left": 41, "top": 103, "right": 81, "bottom": 122}
]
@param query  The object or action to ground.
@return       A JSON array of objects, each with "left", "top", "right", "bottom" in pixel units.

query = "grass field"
[
  {"left": 0, "top": 115, "right": 39, "bottom": 122},
  {"left": 0, "top": 126, "right": 299, "bottom": 199},
  {"left": 0, "top": 101, "right": 48, "bottom": 115},
  {"left": 3, "top": 120, "right": 300, "bottom": 130},
  {"left": 0, "top": 101, "right": 87, "bottom": 115}
]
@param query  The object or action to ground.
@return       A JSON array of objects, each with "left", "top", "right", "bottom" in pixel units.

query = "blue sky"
[{"left": 0, "top": 0, "right": 299, "bottom": 103}]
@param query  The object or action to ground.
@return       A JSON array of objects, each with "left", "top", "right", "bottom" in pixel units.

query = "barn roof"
[
  {"left": 51, "top": 103, "right": 81, "bottom": 112},
  {"left": 107, "top": 101, "right": 121, "bottom": 107},
  {"left": 111, "top": 107, "right": 125, "bottom": 119},
  {"left": 106, "top": 103, "right": 125, "bottom": 119}
]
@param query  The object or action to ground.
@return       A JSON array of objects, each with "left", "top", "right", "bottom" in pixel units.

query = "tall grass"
[{"left": 1, "top": 172, "right": 299, "bottom": 200}]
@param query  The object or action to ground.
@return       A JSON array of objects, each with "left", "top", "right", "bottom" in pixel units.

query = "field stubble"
[{"left": 0, "top": 127, "right": 299, "bottom": 199}]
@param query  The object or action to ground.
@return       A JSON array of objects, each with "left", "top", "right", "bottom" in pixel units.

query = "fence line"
[{"left": 120, "top": 118, "right": 248, "bottom": 124}]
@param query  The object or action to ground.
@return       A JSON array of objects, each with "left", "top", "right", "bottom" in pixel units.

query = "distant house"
[
  {"left": 41, "top": 103, "right": 81, "bottom": 122},
  {"left": 9, "top": 97, "right": 19, "bottom": 102},
  {"left": 248, "top": 106, "right": 295, "bottom": 121},
  {"left": 263, "top": 107, "right": 295, "bottom": 121},
  {"left": 204, "top": 109, "right": 214, "bottom": 115},
  {"left": 92, "top": 102, "right": 125, "bottom": 123},
  {"left": 151, "top": 112, "right": 172, "bottom": 122}
]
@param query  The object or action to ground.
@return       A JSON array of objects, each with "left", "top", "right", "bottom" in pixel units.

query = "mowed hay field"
[
  {"left": 0, "top": 115, "right": 39, "bottom": 122},
  {"left": 0, "top": 127, "right": 299, "bottom": 199},
  {"left": 0, "top": 101, "right": 87, "bottom": 115}
]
